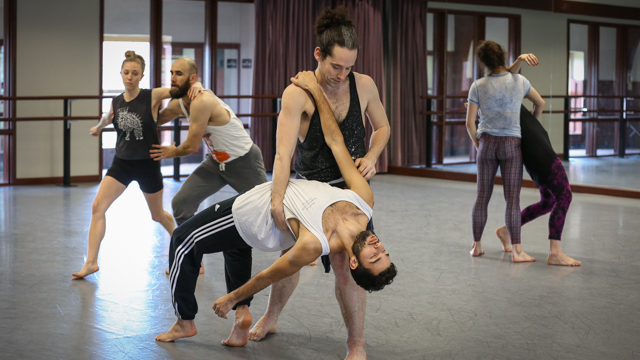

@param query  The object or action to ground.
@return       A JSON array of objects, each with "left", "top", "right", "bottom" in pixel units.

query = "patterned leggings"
[
  {"left": 472, "top": 134, "right": 523, "bottom": 244},
  {"left": 521, "top": 158, "right": 572, "bottom": 240}
]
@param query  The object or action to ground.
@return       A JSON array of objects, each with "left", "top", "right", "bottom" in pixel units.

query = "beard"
[
  {"left": 170, "top": 80, "right": 191, "bottom": 99},
  {"left": 351, "top": 230, "right": 374, "bottom": 258}
]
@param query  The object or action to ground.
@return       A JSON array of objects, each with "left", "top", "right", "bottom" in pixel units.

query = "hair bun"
[
  {"left": 315, "top": 6, "right": 353, "bottom": 36},
  {"left": 125, "top": 50, "right": 137, "bottom": 59}
]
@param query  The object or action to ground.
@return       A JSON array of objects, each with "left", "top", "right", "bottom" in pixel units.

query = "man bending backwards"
[{"left": 155, "top": 71, "right": 397, "bottom": 355}]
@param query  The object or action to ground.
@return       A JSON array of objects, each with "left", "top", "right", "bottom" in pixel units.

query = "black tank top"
[
  {"left": 520, "top": 105, "right": 557, "bottom": 186},
  {"left": 295, "top": 72, "right": 367, "bottom": 182},
  {"left": 111, "top": 89, "right": 159, "bottom": 160}
]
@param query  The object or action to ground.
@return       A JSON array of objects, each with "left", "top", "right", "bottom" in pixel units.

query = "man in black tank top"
[
  {"left": 294, "top": 71, "right": 368, "bottom": 182},
  {"left": 251, "top": 7, "right": 390, "bottom": 360}
]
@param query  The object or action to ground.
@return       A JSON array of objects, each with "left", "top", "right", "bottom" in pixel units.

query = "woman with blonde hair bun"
[{"left": 72, "top": 51, "right": 202, "bottom": 280}]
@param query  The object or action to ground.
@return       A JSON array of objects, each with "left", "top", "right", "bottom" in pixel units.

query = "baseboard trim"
[
  {"left": 387, "top": 166, "right": 640, "bottom": 199},
  {"left": 13, "top": 175, "right": 103, "bottom": 185}
]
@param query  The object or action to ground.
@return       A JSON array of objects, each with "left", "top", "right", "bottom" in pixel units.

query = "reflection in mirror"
[
  {"left": 444, "top": 13, "right": 476, "bottom": 165},
  {"left": 0, "top": 0, "right": 5, "bottom": 183},
  {"left": 412, "top": 2, "right": 640, "bottom": 194},
  {"left": 627, "top": 28, "right": 640, "bottom": 155},
  {"left": 568, "top": 23, "right": 589, "bottom": 157},
  {"left": 597, "top": 26, "right": 617, "bottom": 156}
]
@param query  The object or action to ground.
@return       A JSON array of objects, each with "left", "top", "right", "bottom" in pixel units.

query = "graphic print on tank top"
[
  {"left": 115, "top": 107, "right": 144, "bottom": 141},
  {"left": 178, "top": 91, "right": 253, "bottom": 164},
  {"left": 203, "top": 133, "right": 230, "bottom": 162}
]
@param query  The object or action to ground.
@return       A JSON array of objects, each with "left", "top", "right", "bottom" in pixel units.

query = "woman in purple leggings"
[
  {"left": 493, "top": 55, "right": 580, "bottom": 266},
  {"left": 465, "top": 42, "right": 546, "bottom": 262}
]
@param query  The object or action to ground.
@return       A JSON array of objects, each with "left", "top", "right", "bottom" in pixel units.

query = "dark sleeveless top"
[
  {"left": 520, "top": 105, "right": 557, "bottom": 186},
  {"left": 111, "top": 89, "right": 159, "bottom": 160},
  {"left": 295, "top": 72, "right": 367, "bottom": 182}
]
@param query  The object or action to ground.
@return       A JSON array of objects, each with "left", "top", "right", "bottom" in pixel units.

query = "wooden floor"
[{"left": 1, "top": 174, "right": 639, "bottom": 359}]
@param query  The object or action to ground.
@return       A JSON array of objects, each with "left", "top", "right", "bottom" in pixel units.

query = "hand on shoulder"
[
  {"left": 190, "top": 89, "right": 215, "bottom": 108},
  {"left": 282, "top": 83, "right": 314, "bottom": 108}
]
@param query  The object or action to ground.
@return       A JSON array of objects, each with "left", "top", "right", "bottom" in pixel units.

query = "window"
[
  {"left": 102, "top": 0, "right": 151, "bottom": 172},
  {"left": 161, "top": 0, "right": 208, "bottom": 176},
  {"left": 424, "top": 10, "right": 520, "bottom": 166},
  {"left": 567, "top": 20, "right": 640, "bottom": 157}
]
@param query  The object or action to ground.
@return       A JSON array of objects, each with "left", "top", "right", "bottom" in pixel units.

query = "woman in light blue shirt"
[{"left": 465, "top": 41, "right": 545, "bottom": 262}]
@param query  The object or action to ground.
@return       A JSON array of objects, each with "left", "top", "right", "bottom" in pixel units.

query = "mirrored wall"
[{"left": 412, "top": 1, "right": 640, "bottom": 191}]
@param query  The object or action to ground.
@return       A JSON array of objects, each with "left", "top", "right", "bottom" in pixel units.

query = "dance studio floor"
[{"left": 1, "top": 174, "right": 639, "bottom": 359}]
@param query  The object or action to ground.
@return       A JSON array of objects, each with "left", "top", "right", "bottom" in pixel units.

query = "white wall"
[
  {"left": 218, "top": 2, "right": 255, "bottom": 120},
  {"left": 163, "top": 1, "right": 206, "bottom": 43},
  {"left": 15, "top": 0, "right": 101, "bottom": 179},
  {"left": 104, "top": 0, "right": 149, "bottom": 36},
  {"left": 429, "top": 1, "right": 640, "bottom": 153}
]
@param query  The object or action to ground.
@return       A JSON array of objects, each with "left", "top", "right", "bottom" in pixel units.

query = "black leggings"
[{"left": 169, "top": 195, "right": 252, "bottom": 320}]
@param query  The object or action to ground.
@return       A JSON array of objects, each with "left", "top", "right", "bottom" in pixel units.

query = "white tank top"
[
  {"left": 232, "top": 179, "right": 373, "bottom": 255},
  {"left": 179, "top": 90, "right": 253, "bottom": 163}
]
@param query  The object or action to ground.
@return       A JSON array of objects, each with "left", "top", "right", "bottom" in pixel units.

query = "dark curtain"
[
  {"left": 252, "top": 0, "right": 330, "bottom": 170},
  {"left": 252, "top": 0, "right": 386, "bottom": 172},
  {"left": 389, "top": 0, "right": 429, "bottom": 166}
]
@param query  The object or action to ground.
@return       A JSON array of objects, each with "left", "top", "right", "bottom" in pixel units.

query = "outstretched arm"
[
  {"left": 507, "top": 53, "right": 539, "bottom": 74},
  {"left": 271, "top": 86, "right": 305, "bottom": 231},
  {"left": 212, "top": 240, "right": 321, "bottom": 318},
  {"left": 291, "top": 71, "right": 373, "bottom": 208},
  {"left": 156, "top": 99, "right": 184, "bottom": 126},
  {"left": 151, "top": 81, "right": 203, "bottom": 109},
  {"left": 149, "top": 97, "right": 211, "bottom": 160},
  {"left": 507, "top": 54, "right": 544, "bottom": 118},
  {"left": 90, "top": 103, "right": 114, "bottom": 136}
]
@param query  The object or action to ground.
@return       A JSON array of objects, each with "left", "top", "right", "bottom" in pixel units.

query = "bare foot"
[
  {"left": 307, "top": 259, "right": 318, "bottom": 266},
  {"left": 222, "top": 305, "right": 252, "bottom": 347},
  {"left": 548, "top": 253, "right": 581, "bottom": 266},
  {"left": 470, "top": 242, "right": 484, "bottom": 257},
  {"left": 512, "top": 246, "right": 536, "bottom": 263},
  {"left": 495, "top": 226, "right": 512, "bottom": 252},
  {"left": 345, "top": 342, "right": 367, "bottom": 360},
  {"left": 248, "top": 315, "right": 278, "bottom": 341},
  {"left": 72, "top": 262, "right": 99, "bottom": 280},
  {"left": 156, "top": 319, "right": 197, "bottom": 342}
]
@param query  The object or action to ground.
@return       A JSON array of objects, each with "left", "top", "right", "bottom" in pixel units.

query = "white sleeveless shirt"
[
  {"left": 179, "top": 90, "right": 253, "bottom": 163},
  {"left": 232, "top": 179, "right": 373, "bottom": 255}
]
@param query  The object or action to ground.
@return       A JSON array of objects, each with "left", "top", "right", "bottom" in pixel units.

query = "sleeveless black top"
[
  {"left": 295, "top": 72, "right": 367, "bottom": 182},
  {"left": 111, "top": 89, "right": 159, "bottom": 160},
  {"left": 520, "top": 105, "right": 557, "bottom": 186}
]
